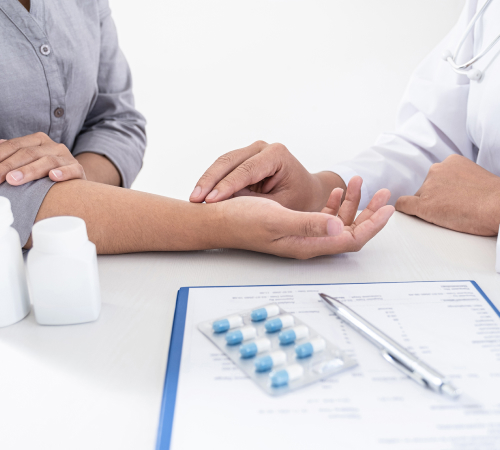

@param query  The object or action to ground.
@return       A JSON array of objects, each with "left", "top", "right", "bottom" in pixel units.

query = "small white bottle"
[
  {"left": 0, "top": 197, "right": 30, "bottom": 327},
  {"left": 27, "top": 216, "right": 101, "bottom": 325}
]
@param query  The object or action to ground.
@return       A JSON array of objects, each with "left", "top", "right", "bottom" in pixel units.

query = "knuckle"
[
  {"left": 217, "top": 177, "right": 237, "bottom": 191},
  {"left": 198, "top": 172, "right": 213, "bottom": 184},
  {"left": 268, "top": 142, "right": 288, "bottom": 155},
  {"left": 56, "top": 143, "right": 69, "bottom": 155},
  {"left": 428, "top": 163, "right": 440, "bottom": 173},
  {"left": 25, "top": 146, "right": 40, "bottom": 160},
  {"left": 34, "top": 131, "right": 48, "bottom": 141},
  {"left": 301, "top": 219, "right": 315, "bottom": 237},
  {"left": 22, "top": 163, "right": 35, "bottom": 176},
  {"left": 0, "top": 161, "right": 14, "bottom": 173},
  {"left": 215, "top": 152, "right": 236, "bottom": 167},
  {"left": 253, "top": 140, "right": 268, "bottom": 148},
  {"left": 235, "top": 159, "right": 257, "bottom": 177},
  {"left": 3, "top": 141, "right": 16, "bottom": 154},
  {"left": 43, "top": 154, "right": 60, "bottom": 167}
]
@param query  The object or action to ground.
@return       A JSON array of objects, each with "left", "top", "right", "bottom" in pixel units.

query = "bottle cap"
[
  {"left": 0, "top": 197, "right": 14, "bottom": 228},
  {"left": 32, "top": 216, "right": 89, "bottom": 253}
]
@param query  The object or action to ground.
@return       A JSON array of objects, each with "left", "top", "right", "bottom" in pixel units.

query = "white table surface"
[{"left": 2, "top": 212, "right": 499, "bottom": 450}]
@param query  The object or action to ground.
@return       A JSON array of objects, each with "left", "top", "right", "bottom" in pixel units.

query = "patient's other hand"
[{"left": 0, "top": 133, "right": 86, "bottom": 186}]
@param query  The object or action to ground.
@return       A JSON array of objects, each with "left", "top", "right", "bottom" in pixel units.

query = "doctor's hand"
[
  {"left": 190, "top": 140, "right": 346, "bottom": 212},
  {"left": 218, "top": 177, "right": 394, "bottom": 259},
  {"left": 396, "top": 155, "right": 500, "bottom": 236},
  {"left": 0, "top": 133, "right": 86, "bottom": 186}
]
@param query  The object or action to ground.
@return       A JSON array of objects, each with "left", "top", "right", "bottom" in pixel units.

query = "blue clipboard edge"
[
  {"left": 156, "top": 280, "right": 500, "bottom": 450},
  {"left": 156, "top": 287, "right": 190, "bottom": 450}
]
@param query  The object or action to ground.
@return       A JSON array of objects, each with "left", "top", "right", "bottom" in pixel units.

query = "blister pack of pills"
[{"left": 198, "top": 303, "right": 357, "bottom": 395}]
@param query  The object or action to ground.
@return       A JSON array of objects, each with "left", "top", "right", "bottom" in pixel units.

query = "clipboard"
[{"left": 156, "top": 281, "right": 500, "bottom": 450}]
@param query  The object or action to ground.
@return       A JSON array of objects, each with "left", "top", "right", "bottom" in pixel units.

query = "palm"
[{"left": 275, "top": 177, "right": 393, "bottom": 258}]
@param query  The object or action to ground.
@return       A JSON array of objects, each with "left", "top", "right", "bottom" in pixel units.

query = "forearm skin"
[{"left": 24, "top": 180, "right": 222, "bottom": 254}]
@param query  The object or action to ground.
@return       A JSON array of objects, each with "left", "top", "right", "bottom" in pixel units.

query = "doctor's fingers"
[
  {"left": 353, "top": 189, "right": 392, "bottom": 226},
  {"left": 395, "top": 195, "right": 420, "bottom": 216},
  {"left": 190, "top": 140, "right": 267, "bottom": 203},
  {"left": 202, "top": 144, "right": 288, "bottom": 204},
  {"left": 337, "top": 176, "right": 363, "bottom": 225},
  {"left": 5, "top": 157, "right": 84, "bottom": 186}
]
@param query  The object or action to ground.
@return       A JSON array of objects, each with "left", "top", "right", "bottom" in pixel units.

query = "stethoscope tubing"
[{"left": 444, "top": 0, "right": 500, "bottom": 79}]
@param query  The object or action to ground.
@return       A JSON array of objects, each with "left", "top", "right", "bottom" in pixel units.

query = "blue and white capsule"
[
  {"left": 225, "top": 326, "right": 256, "bottom": 345},
  {"left": 212, "top": 315, "right": 243, "bottom": 333},
  {"left": 270, "top": 364, "right": 304, "bottom": 387},
  {"left": 265, "top": 314, "right": 294, "bottom": 333},
  {"left": 240, "top": 338, "right": 271, "bottom": 358},
  {"left": 278, "top": 325, "right": 309, "bottom": 345},
  {"left": 251, "top": 304, "right": 280, "bottom": 321},
  {"left": 254, "top": 350, "right": 287, "bottom": 372},
  {"left": 295, "top": 337, "right": 326, "bottom": 358}
]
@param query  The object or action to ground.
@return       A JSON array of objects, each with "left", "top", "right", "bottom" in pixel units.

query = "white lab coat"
[{"left": 332, "top": 0, "right": 500, "bottom": 209}]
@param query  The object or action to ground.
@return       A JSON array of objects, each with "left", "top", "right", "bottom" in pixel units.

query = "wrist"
[
  {"left": 310, "top": 171, "right": 347, "bottom": 211},
  {"left": 182, "top": 201, "right": 225, "bottom": 250}
]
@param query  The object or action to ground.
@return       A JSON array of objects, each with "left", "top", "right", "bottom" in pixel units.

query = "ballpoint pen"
[{"left": 319, "top": 293, "right": 461, "bottom": 398}]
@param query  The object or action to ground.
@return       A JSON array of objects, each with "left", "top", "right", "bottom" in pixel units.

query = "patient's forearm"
[
  {"left": 25, "top": 180, "right": 221, "bottom": 254},
  {"left": 75, "top": 153, "right": 122, "bottom": 186}
]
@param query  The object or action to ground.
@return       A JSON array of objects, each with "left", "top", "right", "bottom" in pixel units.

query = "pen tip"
[{"left": 441, "top": 383, "right": 461, "bottom": 398}]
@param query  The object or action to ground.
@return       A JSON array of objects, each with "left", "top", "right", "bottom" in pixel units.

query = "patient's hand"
[
  {"left": 218, "top": 177, "right": 394, "bottom": 259},
  {"left": 0, "top": 133, "right": 86, "bottom": 186},
  {"left": 190, "top": 140, "right": 346, "bottom": 212},
  {"left": 396, "top": 154, "right": 500, "bottom": 236}
]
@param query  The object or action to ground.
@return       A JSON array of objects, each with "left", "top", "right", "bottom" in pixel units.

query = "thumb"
[
  {"left": 280, "top": 209, "right": 344, "bottom": 238},
  {"left": 395, "top": 195, "right": 420, "bottom": 216}
]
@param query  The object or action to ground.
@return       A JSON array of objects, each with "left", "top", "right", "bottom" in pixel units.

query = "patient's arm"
[
  {"left": 25, "top": 180, "right": 220, "bottom": 253},
  {"left": 75, "top": 153, "right": 121, "bottom": 186},
  {"left": 24, "top": 177, "right": 394, "bottom": 259}
]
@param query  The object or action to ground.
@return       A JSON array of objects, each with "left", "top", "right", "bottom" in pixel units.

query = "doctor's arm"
[{"left": 190, "top": 1, "right": 476, "bottom": 213}]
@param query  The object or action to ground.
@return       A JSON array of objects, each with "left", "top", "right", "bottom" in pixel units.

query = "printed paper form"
[{"left": 170, "top": 282, "right": 500, "bottom": 450}]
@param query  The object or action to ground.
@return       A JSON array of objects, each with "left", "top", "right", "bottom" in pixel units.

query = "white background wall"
[{"left": 109, "top": 0, "right": 465, "bottom": 200}]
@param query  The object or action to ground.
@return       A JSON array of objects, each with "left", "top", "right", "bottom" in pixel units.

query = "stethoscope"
[{"left": 442, "top": 0, "right": 500, "bottom": 81}]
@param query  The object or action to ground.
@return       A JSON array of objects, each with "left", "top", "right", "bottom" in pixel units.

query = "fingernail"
[
  {"left": 190, "top": 185, "right": 201, "bottom": 199},
  {"left": 8, "top": 171, "right": 24, "bottom": 182},
  {"left": 206, "top": 189, "right": 218, "bottom": 201},
  {"left": 51, "top": 169, "right": 63, "bottom": 179},
  {"left": 0, "top": 139, "right": 6, "bottom": 144},
  {"left": 327, "top": 219, "right": 343, "bottom": 236}
]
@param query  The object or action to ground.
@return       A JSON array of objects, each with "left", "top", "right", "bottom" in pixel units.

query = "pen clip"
[{"left": 380, "top": 350, "right": 428, "bottom": 388}]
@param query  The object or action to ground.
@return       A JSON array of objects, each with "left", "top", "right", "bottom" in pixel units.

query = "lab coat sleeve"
[
  {"left": 71, "top": 0, "right": 147, "bottom": 188},
  {"left": 331, "top": 0, "right": 478, "bottom": 209}
]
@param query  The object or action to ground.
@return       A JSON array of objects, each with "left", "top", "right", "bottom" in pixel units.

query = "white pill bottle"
[
  {"left": 27, "top": 216, "right": 101, "bottom": 325},
  {"left": 0, "top": 197, "right": 30, "bottom": 327}
]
